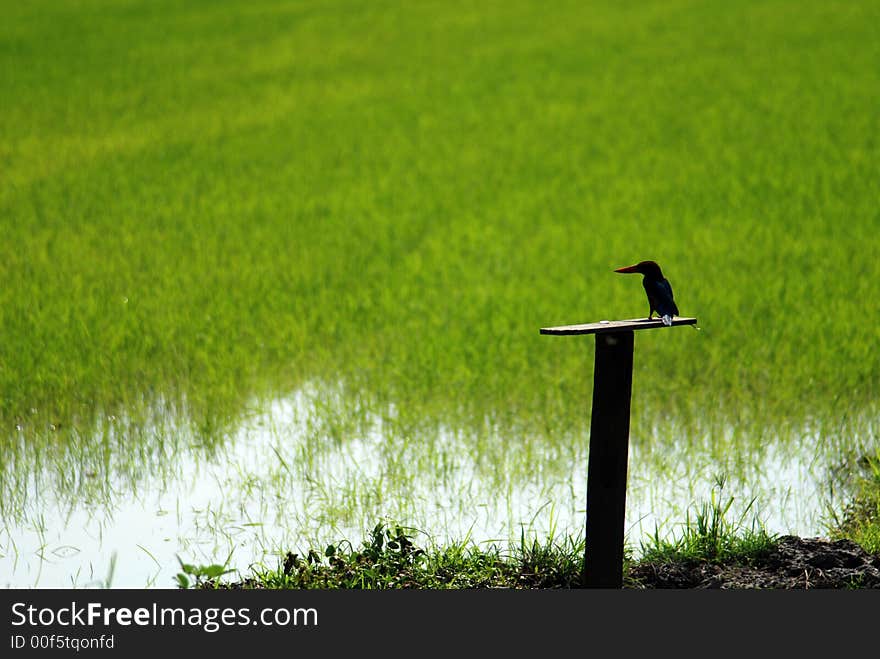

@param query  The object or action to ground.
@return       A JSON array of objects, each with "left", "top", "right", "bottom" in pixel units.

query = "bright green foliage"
[
  {"left": 175, "top": 554, "right": 235, "bottom": 589},
  {"left": 639, "top": 479, "right": 777, "bottom": 564},
  {"left": 829, "top": 451, "right": 880, "bottom": 555},
  {"left": 201, "top": 521, "right": 587, "bottom": 589},
  {"left": 2, "top": 0, "right": 879, "bottom": 447}
]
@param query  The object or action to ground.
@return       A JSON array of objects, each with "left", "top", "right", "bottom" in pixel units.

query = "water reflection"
[{"left": 0, "top": 385, "right": 873, "bottom": 587}]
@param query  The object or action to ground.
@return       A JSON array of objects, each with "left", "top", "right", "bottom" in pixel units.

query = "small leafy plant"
[{"left": 175, "top": 555, "right": 234, "bottom": 589}]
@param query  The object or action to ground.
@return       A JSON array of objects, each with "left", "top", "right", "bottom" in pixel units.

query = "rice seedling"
[{"left": 639, "top": 477, "right": 777, "bottom": 564}]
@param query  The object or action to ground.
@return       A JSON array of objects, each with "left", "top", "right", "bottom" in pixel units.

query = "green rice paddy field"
[{"left": 1, "top": 0, "right": 879, "bottom": 586}]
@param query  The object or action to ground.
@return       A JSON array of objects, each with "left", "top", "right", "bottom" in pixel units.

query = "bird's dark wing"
[
  {"left": 643, "top": 277, "right": 679, "bottom": 317},
  {"left": 660, "top": 278, "right": 679, "bottom": 316}
]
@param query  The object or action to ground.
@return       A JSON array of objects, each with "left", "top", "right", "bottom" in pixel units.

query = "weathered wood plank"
[{"left": 540, "top": 316, "right": 697, "bottom": 336}]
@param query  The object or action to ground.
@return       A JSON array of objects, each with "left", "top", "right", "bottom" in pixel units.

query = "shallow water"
[{"left": 0, "top": 385, "right": 872, "bottom": 588}]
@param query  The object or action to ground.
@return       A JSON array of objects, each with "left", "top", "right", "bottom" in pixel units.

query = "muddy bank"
[{"left": 627, "top": 536, "right": 880, "bottom": 588}]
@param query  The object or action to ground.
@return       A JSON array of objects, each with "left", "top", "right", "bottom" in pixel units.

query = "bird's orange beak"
[{"left": 614, "top": 264, "right": 639, "bottom": 273}]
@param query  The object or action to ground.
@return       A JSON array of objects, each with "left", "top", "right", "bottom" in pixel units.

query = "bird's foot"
[{"left": 661, "top": 315, "right": 673, "bottom": 326}]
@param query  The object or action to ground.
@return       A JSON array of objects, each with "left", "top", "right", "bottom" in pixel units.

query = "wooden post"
[
  {"left": 584, "top": 329, "right": 633, "bottom": 587},
  {"left": 540, "top": 316, "right": 697, "bottom": 588}
]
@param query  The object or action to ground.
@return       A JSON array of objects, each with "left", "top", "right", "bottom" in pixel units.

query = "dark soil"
[{"left": 627, "top": 535, "right": 880, "bottom": 589}]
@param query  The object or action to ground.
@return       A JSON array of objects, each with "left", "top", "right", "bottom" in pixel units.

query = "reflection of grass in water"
[
  {"left": 2, "top": 381, "right": 872, "bottom": 580},
  {"left": 2, "top": 381, "right": 870, "bottom": 587},
  {"left": 0, "top": 401, "right": 224, "bottom": 525},
  {"left": 169, "top": 386, "right": 867, "bottom": 585}
]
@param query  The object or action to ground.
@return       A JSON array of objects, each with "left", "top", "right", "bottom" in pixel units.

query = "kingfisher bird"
[{"left": 614, "top": 260, "right": 679, "bottom": 326}]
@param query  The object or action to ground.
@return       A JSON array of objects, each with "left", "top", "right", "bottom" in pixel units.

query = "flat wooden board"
[{"left": 540, "top": 317, "right": 697, "bottom": 335}]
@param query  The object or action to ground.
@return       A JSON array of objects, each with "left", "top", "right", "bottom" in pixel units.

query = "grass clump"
[
  {"left": 639, "top": 480, "right": 777, "bottom": 565},
  {"left": 195, "top": 506, "right": 780, "bottom": 590},
  {"left": 198, "top": 521, "right": 586, "bottom": 589},
  {"left": 828, "top": 451, "right": 880, "bottom": 555}
]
